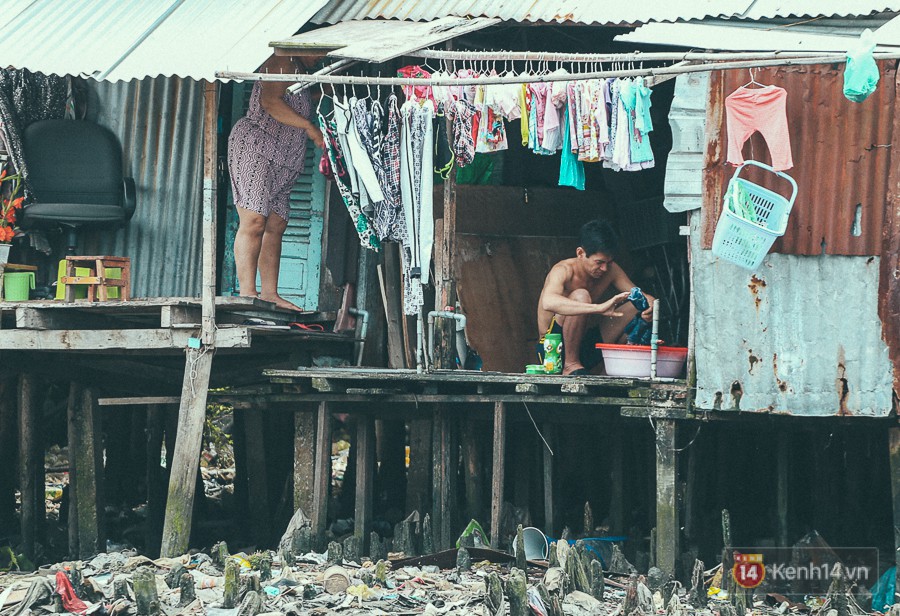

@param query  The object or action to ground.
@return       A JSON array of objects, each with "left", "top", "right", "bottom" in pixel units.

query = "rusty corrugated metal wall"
[
  {"left": 81, "top": 76, "right": 205, "bottom": 297},
  {"left": 666, "top": 71, "right": 896, "bottom": 416},
  {"left": 701, "top": 61, "right": 896, "bottom": 256}
]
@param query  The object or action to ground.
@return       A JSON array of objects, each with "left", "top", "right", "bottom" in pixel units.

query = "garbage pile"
[{"left": 0, "top": 515, "right": 879, "bottom": 616}]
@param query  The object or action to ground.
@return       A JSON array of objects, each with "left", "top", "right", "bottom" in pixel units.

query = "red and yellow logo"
[{"left": 732, "top": 552, "right": 765, "bottom": 589}]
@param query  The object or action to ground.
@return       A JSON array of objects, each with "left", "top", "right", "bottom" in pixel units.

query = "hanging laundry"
[
  {"left": 318, "top": 110, "right": 379, "bottom": 251},
  {"left": 519, "top": 83, "right": 530, "bottom": 146},
  {"left": 397, "top": 65, "right": 434, "bottom": 103},
  {"left": 433, "top": 102, "right": 454, "bottom": 179},
  {"left": 352, "top": 97, "right": 395, "bottom": 240},
  {"left": 475, "top": 84, "right": 508, "bottom": 153},
  {"left": 379, "top": 94, "right": 406, "bottom": 244},
  {"left": 446, "top": 99, "right": 478, "bottom": 168},
  {"left": 619, "top": 77, "right": 655, "bottom": 165},
  {"left": 399, "top": 100, "right": 435, "bottom": 314},
  {"left": 725, "top": 84, "right": 793, "bottom": 171},
  {"left": 559, "top": 106, "right": 585, "bottom": 191}
]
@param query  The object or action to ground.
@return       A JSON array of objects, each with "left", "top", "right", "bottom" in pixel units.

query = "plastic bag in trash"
[
  {"left": 844, "top": 29, "right": 880, "bottom": 102},
  {"left": 456, "top": 519, "right": 488, "bottom": 548}
]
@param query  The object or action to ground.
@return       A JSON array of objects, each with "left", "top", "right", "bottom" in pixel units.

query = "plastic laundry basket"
[{"left": 711, "top": 161, "right": 798, "bottom": 270}]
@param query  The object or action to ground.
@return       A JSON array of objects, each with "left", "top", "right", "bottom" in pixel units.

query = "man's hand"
[
  {"left": 597, "top": 291, "right": 631, "bottom": 317},
  {"left": 641, "top": 293, "right": 656, "bottom": 322}
]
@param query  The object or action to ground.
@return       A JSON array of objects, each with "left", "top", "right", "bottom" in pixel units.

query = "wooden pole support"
[
  {"left": 18, "top": 373, "right": 42, "bottom": 562},
  {"left": 293, "top": 407, "right": 316, "bottom": 515},
  {"left": 311, "top": 401, "right": 332, "bottom": 549},
  {"left": 889, "top": 427, "right": 900, "bottom": 597},
  {"left": 491, "top": 401, "right": 507, "bottom": 549},
  {"left": 70, "top": 387, "right": 103, "bottom": 559},
  {"left": 354, "top": 416, "right": 375, "bottom": 553},
  {"left": 654, "top": 419, "right": 679, "bottom": 578}
]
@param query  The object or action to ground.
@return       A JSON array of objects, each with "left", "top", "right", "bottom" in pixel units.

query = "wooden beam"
[
  {"left": 161, "top": 80, "right": 219, "bottom": 557},
  {"left": 0, "top": 327, "right": 249, "bottom": 350},
  {"left": 0, "top": 377, "right": 16, "bottom": 531},
  {"left": 353, "top": 416, "right": 375, "bottom": 553},
  {"left": 654, "top": 419, "right": 680, "bottom": 578},
  {"left": 431, "top": 406, "right": 458, "bottom": 551},
  {"left": 99, "top": 396, "right": 182, "bottom": 406},
  {"left": 609, "top": 421, "right": 625, "bottom": 535},
  {"left": 145, "top": 405, "right": 165, "bottom": 558},
  {"left": 461, "top": 418, "right": 484, "bottom": 524},
  {"left": 244, "top": 408, "right": 271, "bottom": 546},
  {"left": 16, "top": 307, "right": 111, "bottom": 330},
  {"left": 542, "top": 421, "right": 555, "bottom": 536},
  {"left": 378, "top": 243, "right": 406, "bottom": 369},
  {"left": 18, "top": 373, "right": 42, "bottom": 562},
  {"left": 311, "top": 401, "right": 332, "bottom": 549},
  {"left": 293, "top": 408, "right": 316, "bottom": 516},
  {"left": 491, "top": 401, "right": 506, "bottom": 549},
  {"left": 67, "top": 384, "right": 80, "bottom": 558},
  {"left": 406, "top": 419, "right": 432, "bottom": 516},
  {"left": 776, "top": 430, "right": 790, "bottom": 547},
  {"left": 160, "top": 347, "right": 215, "bottom": 556},
  {"left": 70, "top": 388, "right": 103, "bottom": 559}
]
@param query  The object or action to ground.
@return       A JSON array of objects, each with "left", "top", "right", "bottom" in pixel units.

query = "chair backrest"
[{"left": 23, "top": 119, "right": 123, "bottom": 206}]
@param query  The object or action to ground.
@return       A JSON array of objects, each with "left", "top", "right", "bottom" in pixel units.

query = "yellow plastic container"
[{"left": 56, "top": 260, "right": 120, "bottom": 300}]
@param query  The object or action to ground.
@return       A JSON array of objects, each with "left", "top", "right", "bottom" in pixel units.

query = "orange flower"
[
  {"left": 0, "top": 226, "right": 14, "bottom": 242},
  {"left": 12, "top": 197, "right": 22, "bottom": 209},
  {"left": 0, "top": 169, "right": 5, "bottom": 180}
]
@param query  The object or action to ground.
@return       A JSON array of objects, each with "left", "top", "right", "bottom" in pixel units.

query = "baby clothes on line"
[
  {"left": 725, "top": 85, "right": 793, "bottom": 171},
  {"left": 559, "top": 106, "right": 585, "bottom": 191},
  {"left": 397, "top": 65, "right": 434, "bottom": 103},
  {"left": 379, "top": 94, "right": 406, "bottom": 244},
  {"left": 620, "top": 77, "right": 654, "bottom": 165}
]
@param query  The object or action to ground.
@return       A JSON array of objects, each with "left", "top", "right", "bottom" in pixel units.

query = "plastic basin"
[{"left": 595, "top": 344, "right": 688, "bottom": 378}]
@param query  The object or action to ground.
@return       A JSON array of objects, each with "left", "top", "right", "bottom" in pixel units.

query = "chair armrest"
[{"left": 123, "top": 177, "right": 136, "bottom": 221}]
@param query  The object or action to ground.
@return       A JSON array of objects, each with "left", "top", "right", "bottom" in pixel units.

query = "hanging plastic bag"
[{"left": 843, "top": 29, "right": 879, "bottom": 102}]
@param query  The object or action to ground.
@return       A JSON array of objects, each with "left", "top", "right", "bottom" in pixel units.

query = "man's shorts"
[{"left": 536, "top": 316, "right": 604, "bottom": 371}]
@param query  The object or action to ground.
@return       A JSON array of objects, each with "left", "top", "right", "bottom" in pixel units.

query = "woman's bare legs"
[
  {"left": 258, "top": 213, "right": 303, "bottom": 311},
  {"left": 234, "top": 206, "right": 266, "bottom": 298}
]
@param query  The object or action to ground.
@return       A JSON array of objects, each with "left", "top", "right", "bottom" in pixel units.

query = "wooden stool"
[{"left": 61, "top": 255, "right": 131, "bottom": 302}]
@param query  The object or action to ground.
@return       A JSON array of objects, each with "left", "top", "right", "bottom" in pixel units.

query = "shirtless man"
[{"left": 537, "top": 219, "right": 654, "bottom": 376}]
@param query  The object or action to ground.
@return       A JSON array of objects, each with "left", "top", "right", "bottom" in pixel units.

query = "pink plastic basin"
[{"left": 595, "top": 344, "right": 688, "bottom": 378}]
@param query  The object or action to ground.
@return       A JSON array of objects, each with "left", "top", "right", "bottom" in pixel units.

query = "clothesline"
[
  {"left": 408, "top": 49, "right": 849, "bottom": 62},
  {"left": 218, "top": 51, "right": 900, "bottom": 85}
]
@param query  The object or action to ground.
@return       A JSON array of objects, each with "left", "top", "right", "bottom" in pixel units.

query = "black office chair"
[{"left": 20, "top": 119, "right": 136, "bottom": 254}]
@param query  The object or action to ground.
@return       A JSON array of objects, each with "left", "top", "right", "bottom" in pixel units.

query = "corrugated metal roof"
[
  {"left": 617, "top": 22, "right": 886, "bottom": 51},
  {"left": 79, "top": 77, "right": 205, "bottom": 297},
  {"left": 740, "top": 0, "right": 900, "bottom": 19},
  {"left": 309, "top": 0, "right": 899, "bottom": 25},
  {"left": 701, "top": 63, "right": 896, "bottom": 256},
  {"left": 0, "top": 0, "right": 326, "bottom": 82},
  {"left": 273, "top": 16, "right": 498, "bottom": 63},
  {"left": 309, "top": 0, "right": 751, "bottom": 26}
]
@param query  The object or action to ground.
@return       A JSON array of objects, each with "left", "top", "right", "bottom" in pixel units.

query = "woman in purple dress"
[{"left": 228, "top": 55, "right": 324, "bottom": 311}]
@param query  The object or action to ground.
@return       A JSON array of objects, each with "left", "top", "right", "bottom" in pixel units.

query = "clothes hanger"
[{"left": 743, "top": 67, "right": 767, "bottom": 88}]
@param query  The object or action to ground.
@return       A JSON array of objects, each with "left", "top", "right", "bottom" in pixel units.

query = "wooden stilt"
[
  {"left": 609, "top": 421, "right": 625, "bottom": 535},
  {"left": 145, "top": 404, "right": 165, "bottom": 557},
  {"left": 655, "top": 419, "right": 680, "bottom": 578},
  {"left": 18, "top": 373, "right": 42, "bottom": 562},
  {"left": 542, "top": 421, "right": 556, "bottom": 536},
  {"left": 462, "top": 418, "right": 484, "bottom": 523},
  {"left": 491, "top": 401, "right": 507, "bottom": 549},
  {"left": 683, "top": 431, "right": 699, "bottom": 548},
  {"left": 888, "top": 427, "right": 900, "bottom": 597},
  {"left": 406, "top": 418, "right": 432, "bottom": 516},
  {"left": 0, "top": 377, "right": 16, "bottom": 531},
  {"left": 244, "top": 408, "right": 271, "bottom": 546},
  {"left": 776, "top": 430, "right": 790, "bottom": 547},
  {"left": 160, "top": 348, "right": 214, "bottom": 556},
  {"left": 66, "top": 383, "right": 81, "bottom": 558},
  {"left": 513, "top": 423, "right": 531, "bottom": 510},
  {"left": 71, "top": 388, "right": 103, "bottom": 559},
  {"left": 293, "top": 407, "right": 316, "bottom": 515},
  {"left": 311, "top": 401, "right": 332, "bottom": 549},
  {"left": 354, "top": 417, "right": 375, "bottom": 553},
  {"left": 160, "top": 80, "right": 218, "bottom": 557},
  {"left": 431, "top": 406, "right": 458, "bottom": 551}
]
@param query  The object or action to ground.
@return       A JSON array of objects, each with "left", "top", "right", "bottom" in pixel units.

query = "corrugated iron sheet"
[
  {"left": 740, "top": 0, "right": 900, "bottom": 19},
  {"left": 79, "top": 77, "right": 206, "bottom": 297},
  {"left": 689, "top": 214, "right": 894, "bottom": 416},
  {"left": 272, "top": 17, "right": 498, "bottom": 63},
  {"left": 665, "top": 72, "right": 896, "bottom": 415},
  {"left": 0, "top": 0, "right": 326, "bottom": 82},
  {"left": 310, "top": 0, "right": 751, "bottom": 26},
  {"left": 310, "top": 0, "right": 899, "bottom": 25},
  {"left": 701, "top": 62, "right": 896, "bottom": 256}
]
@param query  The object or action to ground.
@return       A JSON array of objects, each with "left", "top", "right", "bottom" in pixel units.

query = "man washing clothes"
[{"left": 537, "top": 219, "right": 655, "bottom": 376}]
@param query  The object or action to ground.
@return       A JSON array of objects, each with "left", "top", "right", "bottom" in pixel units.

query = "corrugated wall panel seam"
[{"left": 81, "top": 76, "right": 205, "bottom": 297}]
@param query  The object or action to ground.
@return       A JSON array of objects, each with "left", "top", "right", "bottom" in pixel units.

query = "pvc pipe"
[
  {"left": 348, "top": 307, "right": 368, "bottom": 366},
  {"left": 427, "top": 310, "right": 467, "bottom": 369},
  {"left": 650, "top": 299, "right": 660, "bottom": 380},
  {"left": 416, "top": 311, "right": 425, "bottom": 374}
]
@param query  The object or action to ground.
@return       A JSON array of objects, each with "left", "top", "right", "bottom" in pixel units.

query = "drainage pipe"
[
  {"left": 650, "top": 299, "right": 660, "bottom": 380},
  {"left": 348, "top": 307, "right": 369, "bottom": 366},
  {"left": 427, "top": 310, "right": 467, "bottom": 369}
]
